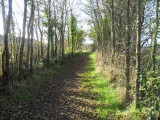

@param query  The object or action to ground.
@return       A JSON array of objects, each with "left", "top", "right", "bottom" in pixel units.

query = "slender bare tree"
[
  {"left": 3, "top": 0, "right": 13, "bottom": 94},
  {"left": 19, "top": 0, "right": 28, "bottom": 78},
  {"left": 125, "top": 0, "right": 131, "bottom": 102}
]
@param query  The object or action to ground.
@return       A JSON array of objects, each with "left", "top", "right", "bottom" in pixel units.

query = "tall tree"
[
  {"left": 70, "top": 10, "right": 77, "bottom": 55},
  {"left": 1, "top": 0, "right": 6, "bottom": 94},
  {"left": 19, "top": 0, "right": 28, "bottom": 78},
  {"left": 125, "top": 0, "right": 131, "bottom": 102},
  {"left": 29, "top": 0, "right": 35, "bottom": 73},
  {"left": 135, "top": 0, "right": 142, "bottom": 108},
  {"left": 111, "top": 0, "right": 116, "bottom": 65},
  {"left": 54, "top": 6, "right": 58, "bottom": 59},
  {"left": 47, "top": 0, "right": 51, "bottom": 67},
  {"left": 152, "top": 0, "right": 159, "bottom": 73},
  {"left": 3, "top": 0, "right": 13, "bottom": 94},
  {"left": 36, "top": 0, "right": 44, "bottom": 59},
  {"left": 60, "top": 0, "right": 67, "bottom": 63}
]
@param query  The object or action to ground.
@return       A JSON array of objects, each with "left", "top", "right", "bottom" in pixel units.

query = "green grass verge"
[
  {"left": 81, "top": 52, "right": 149, "bottom": 120},
  {"left": 81, "top": 52, "right": 122, "bottom": 119}
]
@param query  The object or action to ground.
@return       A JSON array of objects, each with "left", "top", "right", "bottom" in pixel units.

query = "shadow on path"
[{"left": 5, "top": 53, "right": 98, "bottom": 120}]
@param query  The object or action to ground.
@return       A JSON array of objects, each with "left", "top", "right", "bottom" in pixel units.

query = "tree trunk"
[
  {"left": 3, "top": 0, "right": 12, "bottom": 94},
  {"left": 125, "top": 0, "right": 131, "bottom": 102},
  {"left": 35, "top": 23, "right": 40, "bottom": 61},
  {"left": 50, "top": 26, "right": 54, "bottom": 58},
  {"left": 111, "top": 0, "right": 116, "bottom": 66},
  {"left": 47, "top": 0, "right": 51, "bottom": 67},
  {"left": 29, "top": 0, "right": 35, "bottom": 74},
  {"left": 26, "top": 21, "right": 31, "bottom": 72},
  {"left": 152, "top": 0, "right": 159, "bottom": 73},
  {"left": 135, "top": 0, "right": 142, "bottom": 108},
  {"left": 55, "top": 29, "right": 58, "bottom": 59},
  {"left": 19, "top": 0, "right": 27, "bottom": 78},
  {"left": 37, "top": 0, "right": 44, "bottom": 59},
  {"left": 1, "top": 0, "right": 6, "bottom": 94},
  {"left": 54, "top": 7, "right": 58, "bottom": 59},
  {"left": 61, "top": 8, "right": 65, "bottom": 63},
  {"left": 71, "top": 9, "right": 74, "bottom": 56}
]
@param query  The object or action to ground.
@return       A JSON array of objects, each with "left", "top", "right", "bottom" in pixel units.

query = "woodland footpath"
[
  {"left": 0, "top": 0, "right": 160, "bottom": 119},
  {"left": 0, "top": 52, "right": 155, "bottom": 120}
]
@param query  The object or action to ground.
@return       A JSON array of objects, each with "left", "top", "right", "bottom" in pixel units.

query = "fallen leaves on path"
[{"left": 1, "top": 54, "right": 99, "bottom": 120}]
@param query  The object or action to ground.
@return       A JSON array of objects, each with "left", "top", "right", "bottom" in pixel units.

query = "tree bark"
[
  {"left": 152, "top": 0, "right": 159, "bottom": 73},
  {"left": 135, "top": 0, "right": 142, "bottom": 108},
  {"left": 26, "top": 20, "right": 31, "bottom": 72},
  {"left": 1, "top": 0, "right": 6, "bottom": 94},
  {"left": 29, "top": 0, "right": 35, "bottom": 74},
  {"left": 47, "top": 0, "right": 51, "bottom": 67},
  {"left": 54, "top": 7, "right": 58, "bottom": 59},
  {"left": 19, "top": 0, "right": 27, "bottom": 78},
  {"left": 111, "top": 0, "right": 116, "bottom": 66},
  {"left": 60, "top": 1, "right": 65, "bottom": 63},
  {"left": 125, "top": 0, "right": 131, "bottom": 102},
  {"left": 37, "top": 0, "right": 44, "bottom": 59},
  {"left": 3, "top": 0, "right": 12, "bottom": 94}
]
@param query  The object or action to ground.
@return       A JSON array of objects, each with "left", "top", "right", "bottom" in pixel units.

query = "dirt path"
[{"left": 3, "top": 54, "right": 97, "bottom": 120}]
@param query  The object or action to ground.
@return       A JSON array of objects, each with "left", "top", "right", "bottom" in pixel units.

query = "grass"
[
  {"left": 156, "top": 55, "right": 160, "bottom": 64},
  {"left": 81, "top": 52, "right": 122, "bottom": 119},
  {"left": 0, "top": 52, "right": 152, "bottom": 119},
  {"left": 81, "top": 52, "right": 149, "bottom": 120}
]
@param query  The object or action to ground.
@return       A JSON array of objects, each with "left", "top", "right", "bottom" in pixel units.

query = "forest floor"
[{"left": 0, "top": 52, "right": 122, "bottom": 120}]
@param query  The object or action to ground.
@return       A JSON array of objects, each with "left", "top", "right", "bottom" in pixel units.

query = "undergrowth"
[
  {"left": 14, "top": 53, "right": 84, "bottom": 100},
  {"left": 0, "top": 59, "right": 66, "bottom": 119},
  {"left": 13, "top": 62, "right": 65, "bottom": 101}
]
